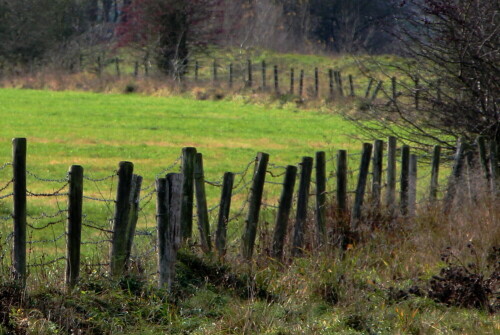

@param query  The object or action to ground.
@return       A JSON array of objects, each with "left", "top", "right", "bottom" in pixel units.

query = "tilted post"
[
  {"left": 216, "top": 172, "right": 234, "bottom": 259},
  {"left": 351, "top": 143, "right": 373, "bottom": 230},
  {"left": 292, "top": 156, "right": 313, "bottom": 256}
]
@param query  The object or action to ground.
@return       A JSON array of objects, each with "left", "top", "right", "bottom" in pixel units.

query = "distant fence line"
[{"left": 0, "top": 136, "right": 495, "bottom": 291}]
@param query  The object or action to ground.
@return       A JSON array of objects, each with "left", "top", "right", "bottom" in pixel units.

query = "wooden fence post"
[
  {"left": 110, "top": 161, "right": 134, "bottom": 277},
  {"left": 292, "top": 157, "right": 313, "bottom": 256},
  {"left": 274, "top": 65, "right": 279, "bottom": 93},
  {"left": 351, "top": 143, "right": 373, "bottom": 230},
  {"left": 386, "top": 136, "right": 397, "bottom": 213},
  {"left": 371, "top": 81, "right": 383, "bottom": 101},
  {"left": 241, "top": 153, "right": 269, "bottom": 260},
  {"left": 247, "top": 60, "right": 253, "bottom": 88},
  {"left": 392, "top": 77, "right": 397, "bottom": 103},
  {"left": 314, "top": 68, "right": 319, "bottom": 97},
  {"left": 445, "top": 139, "right": 467, "bottom": 209},
  {"left": 181, "top": 147, "right": 197, "bottom": 240},
  {"left": 125, "top": 174, "right": 142, "bottom": 266},
  {"left": 12, "top": 138, "right": 27, "bottom": 285},
  {"left": 372, "top": 139, "right": 384, "bottom": 207},
  {"left": 337, "top": 150, "right": 348, "bottom": 218},
  {"left": 477, "top": 136, "right": 490, "bottom": 185},
  {"left": 134, "top": 61, "right": 139, "bottom": 78},
  {"left": 430, "top": 145, "right": 441, "bottom": 201},
  {"left": 409, "top": 154, "right": 418, "bottom": 216},
  {"left": 194, "top": 153, "right": 211, "bottom": 253},
  {"left": 271, "top": 165, "right": 297, "bottom": 261},
  {"left": 336, "top": 71, "right": 344, "bottom": 97},
  {"left": 97, "top": 56, "right": 102, "bottom": 77},
  {"left": 228, "top": 63, "right": 233, "bottom": 88},
  {"left": 365, "top": 78, "right": 374, "bottom": 99},
  {"left": 489, "top": 140, "right": 499, "bottom": 195},
  {"left": 66, "top": 165, "right": 83, "bottom": 289},
  {"left": 261, "top": 61, "right": 266, "bottom": 89},
  {"left": 315, "top": 152, "right": 326, "bottom": 245},
  {"left": 213, "top": 60, "right": 217, "bottom": 82},
  {"left": 216, "top": 172, "right": 234, "bottom": 259},
  {"left": 194, "top": 61, "right": 199, "bottom": 82},
  {"left": 157, "top": 173, "right": 183, "bottom": 290},
  {"left": 329, "top": 70, "right": 334, "bottom": 98},
  {"left": 299, "top": 70, "right": 304, "bottom": 97},
  {"left": 349, "top": 75, "right": 355, "bottom": 97},
  {"left": 115, "top": 58, "right": 120, "bottom": 77},
  {"left": 400, "top": 145, "right": 410, "bottom": 216},
  {"left": 290, "top": 68, "right": 295, "bottom": 94}
]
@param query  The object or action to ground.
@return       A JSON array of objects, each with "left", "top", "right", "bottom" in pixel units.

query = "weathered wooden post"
[
  {"left": 261, "top": 61, "right": 267, "bottom": 89},
  {"left": 157, "top": 173, "right": 183, "bottom": 291},
  {"left": 97, "top": 56, "right": 102, "bottom": 77},
  {"left": 110, "top": 161, "right": 134, "bottom": 277},
  {"left": 430, "top": 145, "right": 441, "bottom": 201},
  {"left": 194, "top": 153, "right": 211, "bottom": 253},
  {"left": 274, "top": 65, "right": 279, "bottom": 93},
  {"left": 489, "top": 140, "right": 499, "bottom": 195},
  {"left": 125, "top": 174, "right": 142, "bottom": 265},
  {"left": 299, "top": 69, "right": 304, "bottom": 97},
  {"left": 445, "top": 139, "right": 467, "bottom": 209},
  {"left": 351, "top": 143, "right": 373, "bottom": 230},
  {"left": 241, "top": 153, "right": 269, "bottom": 260},
  {"left": 290, "top": 68, "right": 295, "bottom": 94},
  {"left": 134, "top": 61, "right": 139, "bottom": 78},
  {"left": 247, "top": 59, "right": 253, "bottom": 88},
  {"left": 400, "top": 145, "right": 410, "bottom": 216},
  {"left": 372, "top": 139, "right": 384, "bottom": 208},
  {"left": 365, "top": 78, "right": 374, "bottom": 99},
  {"left": 349, "top": 75, "right": 355, "bottom": 97},
  {"left": 181, "top": 147, "right": 197, "bottom": 239},
  {"left": 314, "top": 67, "right": 319, "bottom": 97},
  {"left": 337, "top": 150, "right": 348, "bottom": 218},
  {"left": 329, "top": 69, "right": 334, "bottom": 98},
  {"left": 292, "top": 157, "right": 313, "bottom": 256},
  {"left": 194, "top": 61, "right": 199, "bottom": 82},
  {"left": 409, "top": 154, "right": 418, "bottom": 216},
  {"left": 229, "top": 63, "right": 233, "bottom": 88},
  {"left": 336, "top": 71, "right": 344, "bottom": 97},
  {"left": 386, "top": 136, "right": 397, "bottom": 213},
  {"left": 315, "top": 152, "right": 327, "bottom": 245},
  {"left": 115, "top": 58, "right": 121, "bottom": 77},
  {"left": 392, "top": 77, "right": 397, "bottom": 103},
  {"left": 371, "top": 81, "right": 383, "bottom": 101},
  {"left": 216, "top": 172, "right": 234, "bottom": 259},
  {"left": 12, "top": 138, "right": 27, "bottom": 285},
  {"left": 271, "top": 165, "right": 297, "bottom": 261},
  {"left": 66, "top": 165, "right": 83, "bottom": 289}
]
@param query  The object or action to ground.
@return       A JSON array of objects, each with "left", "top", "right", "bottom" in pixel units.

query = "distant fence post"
[
  {"left": 392, "top": 77, "right": 397, "bottom": 103},
  {"left": 247, "top": 60, "right": 253, "bottom": 88},
  {"left": 125, "top": 174, "right": 142, "bottom": 266},
  {"left": 134, "top": 61, "right": 139, "bottom": 78},
  {"left": 274, "top": 65, "right": 279, "bottom": 93},
  {"left": 386, "top": 136, "right": 397, "bottom": 213},
  {"left": 336, "top": 71, "right": 344, "bottom": 97},
  {"left": 157, "top": 173, "right": 182, "bottom": 291},
  {"left": 400, "top": 145, "right": 410, "bottom": 216},
  {"left": 415, "top": 77, "right": 420, "bottom": 110},
  {"left": 66, "top": 165, "right": 83, "bottom": 289},
  {"left": 371, "top": 81, "right": 383, "bottom": 101},
  {"left": 315, "top": 152, "right": 326, "bottom": 245},
  {"left": 372, "top": 139, "right": 383, "bottom": 208},
  {"left": 314, "top": 68, "right": 319, "bottom": 97},
  {"left": 292, "top": 156, "right": 313, "bottom": 256},
  {"left": 349, "top": 75, "right": 355, "bottom": 97},
  {"left": 194, "top": 153, "right": 211, "bottom": 253},
  {"left": 271, "top": 165, "right": 297, "bottom": 261},
  {"left": 445, "top": 139, "right": 467, "bottom": 210},
  {"left": 336, "top": 150, "right": 348, "bottom": 218},
  {"left": 290, "top": 68, "right": 295, "bottom": 94},
  {"left": 299, "top": 70, "right": 304, "bottom": 97},
  {"left": 110, "top": 161, "right": 134, "bottom": 278},
  {"left": 409, "top": 154, "right": 418, "bottom": 216},
  {"left": 241, "top": 153, "right": 269, "bottom": 260},
  {"left": 329, "top": 70, "right": 334, "bottom": 98},
  {"left": 216, "top": 172, "right": 234, "bottom": 259},
  {"left": 430, "top": 145, "right": 441, "bottom": 201},
  {"left": 365, "top": 78, "right": 374, "bottom": 99},
  {"left": 115, "top": 58, "right": 120, "bottom": 77},
  {"left": 261, "top": 61, "right": 266, "bottom": 89},
  {"left": 12, "top": 138, "right": 27, "bottom": 285},
  {"left": 229, "top": 63, "right": 233, "bottom": 88},
  {"left": 351, "top": 143, "right": 373, "bottom": 230},
  {"left": 181, "top": 147, "right": 197, "bottom": 240},
  {"left": 213, "top": 60, "right": 218, "bottom": 82},
  {"left": 194, "top": 61, "right": 199, "bottom": 82}
]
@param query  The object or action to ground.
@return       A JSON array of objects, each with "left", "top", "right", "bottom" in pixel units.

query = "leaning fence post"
[
  {"left": 371, "top": 81, "right": 383, "bottom": 101},
  {"left": 409, "top": 154, "right": 418, "bottom": 216},
  {"left": 66, "top": 165, "right": 83, "bottom": 289},
  {"left": 292, "top": 157, "right": 313, "bottom": 257},
  {"left": 372, "top": 139, "right": 384, "bottom": 208},
  {"left": 158, "top": 173, "right": 183, "bottom": 291},
  {"left": 212, "top": 60, "right": 218, "bottom": 82},
  {"left": 181, "top": 147, "right": 197, "bottom": 240},
  {"left": 194, "top": 153, "right": 211, "bottom": 253},
  {"left": 271, "top": 165, "right": 297, "bottom": 261},
  {"left": 400, "top": 145, "right": 410, "bottom": 216},
  {"left": 134, "top": 61, "right": 139, "bottom": 78},
  {"left": 194, "top": 61, "right": 199, "bottom": 82},
  {"left": 110, "top": 161, "right": 134, "bottom": 277},
  {"left": 445, "top": 139, "right": 467, "bottom": 210},
  {"left": 391, "top": 77, "right": 397, "bottom": 103},
  {"left": 12, "top": 138, "right": 27, "bottom": 285},
  {"left": 415, "top": 77, "right": 420, "bottom": 110},
  {"left": 315, "top": 152, "right": 327, "bottom": 245},
  {"left": 241, "top": 153, "right": 269, "bottom": 260},
  {"left": 125, "top": 174, "right": 142, "bottom": 266},
  {"left": 351, "top": 143, "right": 373, "bottom": 230},
  {"left": 115, "top": 58, "right": 120, "bottom": 77},
  {"left": 365, "top": 78, "right": 374, "bottom": 99},
  {"left": 430, "top": 145, "right": 441, "bottom": 201},
  {"left": 216, "top": 172, "right": 234, "bottom": 259},
  {"left": 386, "top": 136, "right": 397, "bottom": 213}
]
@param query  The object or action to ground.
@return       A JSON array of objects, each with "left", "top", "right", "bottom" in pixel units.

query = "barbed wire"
[
  {"left": 81, "top": 239, "right": 111, "bottom": 245},
  {"left": 27, "top": 182, "right": 69, "bottom": 197},
  {"left": 83, "top": 172, "right": 117, "bottom": 182},
  {"left": 82, "top": 219, "right": 113, "bottom": 234},
  {"left": 28, "top": 218, "right": 65, "bottom": 230},
  {"left": 26, "top": 170, "right": 68, "bottom": 183},
  {"left": 0, "top": 162, "right": 12, "bottom": 172},
  {"left": 28, "top": 232, "right": 66, "bottom": 244},
  {"left": 0, "top": 179, "right": 13, "bottom": 193},
  {"left": 154, "top": 155, "right": 182, "bottom": 179},
  {"left": 205, "top": 179, "right": 223, "bottom": 187},
  {"left": 0, "top": 215, "right": 11, "bottom": 221},
  {"left": 27, "top": 209, "right": 68, "bottom": 220},
  {"left": 0, "top": 193, "right": 14, "bottom": 200},
  {"left": 28, "top": 256, "right": 66, "bottom": 268},
  {"left": 82, "top": 195, "right": 115, "bottom": 202}
]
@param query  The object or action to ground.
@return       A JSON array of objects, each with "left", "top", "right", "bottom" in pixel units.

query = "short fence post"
[
  {"left": 337, "top": 150, "right": 348, "bottom": 218},
  {"left": 386, "top": 136, "right": 397, "bottom": 213},
  {"left": 12, "top": 138, "right": 27, "bottom": 285},
  {"left": 261, "top": 61, "right": 266, "bottom": 89},
  {"left": 430, "top": 145, "right": 441, "bottom": 201},
  {"left": 349, "top": 75, "right": 355, "bottom": 97},
  {"left": 299, "top": 69, "right": 304, "bottom": 97},
  {"left": 229, "top": 63, "right": 233, "bottom": 88},
  {"left": 247, "top": 59, "right": 253, "bottom": 88},
  {"left": 157, "top": 173, "right": 183, "bottom": 291},
  {"left": 329, "top": 70, "right": 334, "bottom": 98},
  {"left": 194, "top": 153, "right": 211, "bottom": 253},
  {"left": 115, "top": 58, "right": 120, "bottom": 77},
  {"left": 445, "top": 139, "right": 467, "bottom": 209},
  {"left": 371, "top": 81, "right": 383, "bottom": 101},
  {"left": 194, "top": 61, "right": 199, "bottom": 82},
  {"left": 409, "top": 154, "right": 418, "bottom": 216},
  {"left": 400, "top": 145, "right": 410, "bottom": 216},
  {"left": 97, "top": 56, "right": 102, "bottom": 76},
  {"left": 392, "top": 77, "right": 397, "bottom": 103},
  {"left": 241, "top": 152, "right": 269, "bottom": 260},
  {"left": 216, "top": 172, "right": 234, "bottom": 259},
  {"left": 336, "top": 71, "right": 344, "bottom": 97},
  {"left": 213, "top": 60, "right": 217, "bottom": 82},
  {"left": 351, "top": 143, "right": 373, "bottom": 230},
  {"left": 181, "top": 147, "right": 197, "bottom": 240},
  {"left": 372, "top": 139, "right": 384, "bottom": 208},
  {"left": 315, "top": 152, "right": 326, "bottom": 245},
  {"left": 292, "top": 156, "right": 313, "bottom": 256},
  {"left": 271, "top": 165, "right": 297, "bottom": 261},
  {"left": 314, "top": 67, "right": 319, "bottom": 97},
  {"left": 274, "top": 65, "right": 279, "bottom": 93},
  {"left": 290, "top": 68, "right": 295, "bottom": 94},
  {"left": 134, "top": 61, "right": 139, "bottom": 78},
  {"left": 477, "top": 136, "right": 490, "bottom": 185},
  {"left": 125, "top": 174, "right": 142, "bottom": 266},
  {"left": 365, "top": 78, "right": 374, "bottom": 99},
  {"left": 66, "top": 165, "right": 83, "bottom": 289},
  {"left": 110, "top": 161, "right": 134, "bottom": 277}
]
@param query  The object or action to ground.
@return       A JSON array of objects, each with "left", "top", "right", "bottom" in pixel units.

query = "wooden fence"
[{"left": 0, "top": 136, "right": 496, "bottom": 291}]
